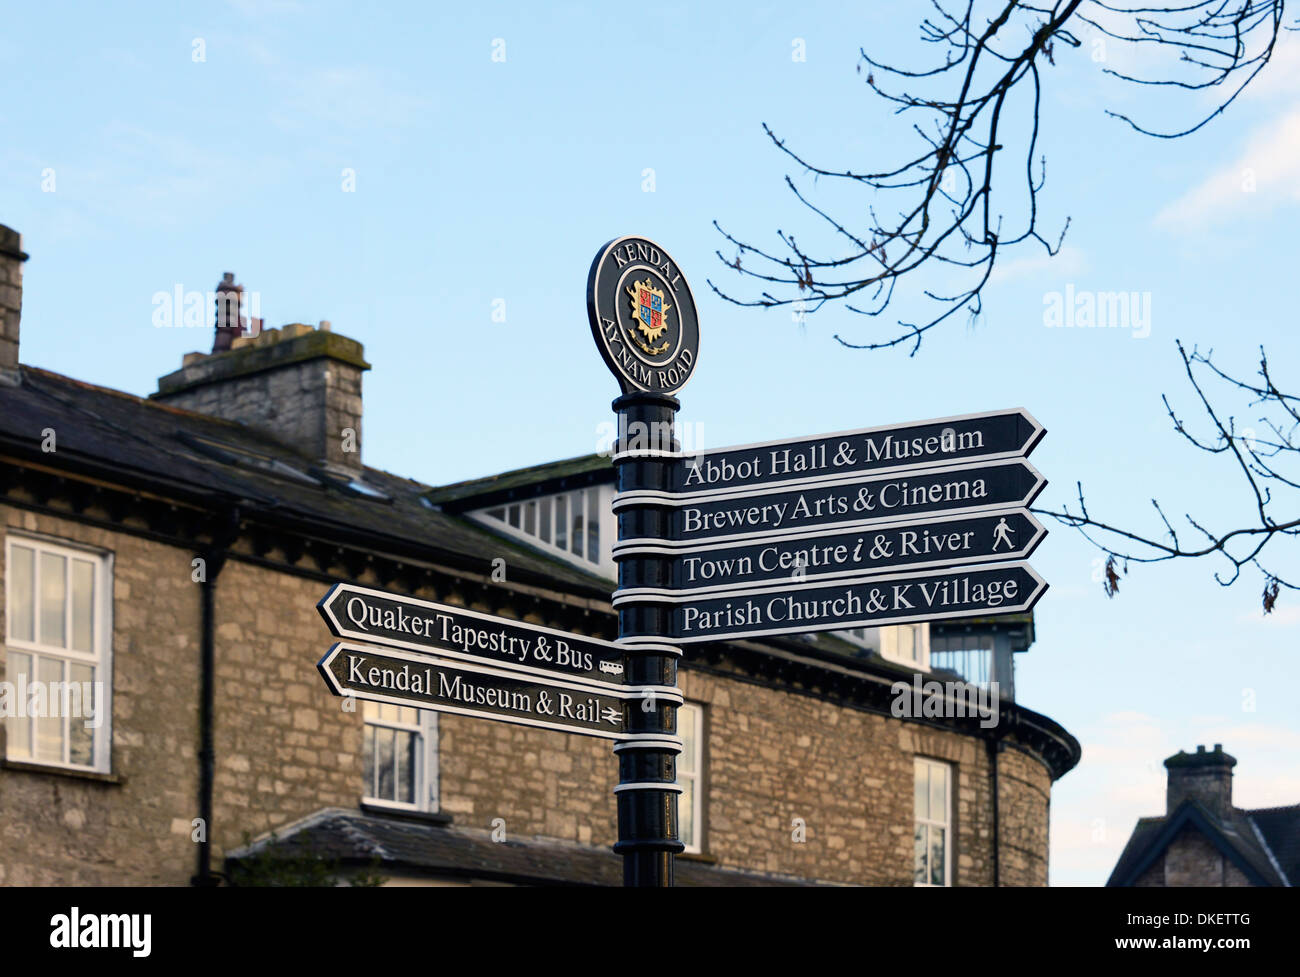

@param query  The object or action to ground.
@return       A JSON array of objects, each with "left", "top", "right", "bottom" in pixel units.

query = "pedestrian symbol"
[{"left": 992, "top": 517, "right": 1015, "bottom": 551}]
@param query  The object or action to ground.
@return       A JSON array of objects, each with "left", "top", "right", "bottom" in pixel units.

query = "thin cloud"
[
  {"left": 271, "top": 67, "right": 434, "bottom": 133},
  {"left": 1236, "top": 603, "right": 1300, "bottom": 627},
  {"left": 990, "top": 245, "right": 1087, "bottom": 284},
  {"left": 1154, "top": 109, "right": 1300, "bottom": 229}
]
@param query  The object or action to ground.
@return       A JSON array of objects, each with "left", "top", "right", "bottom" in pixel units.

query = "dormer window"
[
  {"left": 839, "top": 624, "right": 930, "bottom": 670},
  {"left": 472, "top": 485, "right": 615, "bottom": 578}
]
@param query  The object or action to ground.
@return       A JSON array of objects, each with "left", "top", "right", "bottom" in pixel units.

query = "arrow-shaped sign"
[
  {"left": 614, "top": 562, "right": 1047, "bottom": 644},
  {"left": 614, "top": 509, "right": 1046, "bottom": 596},
  {"left": 318, "top": 642, "right": 679, "bottom": 741},
  {"left": 318, "top": 583, "right": 627, "bottom": 690},
  {"left": 615, "top": 458, "right": 1045, "bottom": 547},
  {"left": 638, "top": 407, "right": 1043, "bottom": 497}
]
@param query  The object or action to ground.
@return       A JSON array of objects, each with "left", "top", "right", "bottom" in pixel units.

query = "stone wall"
[
  {"left": 996, "top": 746, "right": 1053, "bottom": 886},
  {"left": 0, "top": 507, "right": 200, "bottom": 884},
  {"left": 1, "top": 510, "right": 1060, "bottom": 885},
  {"left": 1133, "top": 824, "right": 1253, "bottom": 886}
]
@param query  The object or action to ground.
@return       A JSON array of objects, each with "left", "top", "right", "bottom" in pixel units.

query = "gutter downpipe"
[
  {"left": 986, "top": 733, "right": 1001, "bottom": 887},
  {"left": 986, "top": 697, "right": 1018, "bottom": 888},
  {"left": 192, "top": 507, "right": 240, "bottom": 887}
]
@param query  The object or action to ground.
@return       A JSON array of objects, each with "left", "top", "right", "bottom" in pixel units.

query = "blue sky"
[{"left": 2, "top": 1, "right": 1297, "bottom": 884}]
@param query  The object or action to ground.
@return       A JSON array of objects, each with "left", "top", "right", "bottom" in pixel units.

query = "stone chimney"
[
  {"left": 1165, "top": 744, "right": 1236, "bottom": 819},
  {"left": 152, "top": 276, "right": 369, "bottom": 474},
  {"left": 0, "top": 223, "right": 29, "bottom": 386}
]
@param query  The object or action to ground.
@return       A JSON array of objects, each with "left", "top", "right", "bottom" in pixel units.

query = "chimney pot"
[{"left": 213, "top": 272, "right": 247, "bottom": 353}]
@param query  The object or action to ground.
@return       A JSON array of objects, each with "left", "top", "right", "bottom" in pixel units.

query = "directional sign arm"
[
  {"left": 667, "top": 408, "right": 1045, "bottom": 495},
  {"left": 614, "top": 508, "right": 1047, "bottom": 597},
  {"left": 624, "top": 562, "right": 1049, "bottom": 644},
  {"left": 318, "top": 583, "right": 628, "bottom": 690},
  {"left": 618, "top": 459, "right": 1046, "bottom": 546}
]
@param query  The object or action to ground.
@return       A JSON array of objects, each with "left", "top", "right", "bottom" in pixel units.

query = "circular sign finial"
[{"left": 587, "top": 235, "right": 700, "bottom": 395}]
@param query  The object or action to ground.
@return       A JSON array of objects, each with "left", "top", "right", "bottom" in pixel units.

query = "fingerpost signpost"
[
  {"left": 587, "top": 235, "right": 702, "bottom": 886},
  {"left": 313, "top": 233, "right": 1048, "bottom": 888}
]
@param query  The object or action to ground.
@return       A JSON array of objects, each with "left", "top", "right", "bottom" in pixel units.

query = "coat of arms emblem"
[{"left": 626, "top": 278, "right": 672, "bottom": 355}]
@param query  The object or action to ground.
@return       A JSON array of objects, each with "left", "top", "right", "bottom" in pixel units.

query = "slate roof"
[
  {"left": 1247, "top": 804, "right": 1300, "bottom": 885},
  {"left": 0, "top": 366, "right": 615, "bottom": 598},
  {"left": 226, "top": 808, "right": 819, "bottom": 887},
  {"left": 1107, "top": 799, "right": 1299, "bottom": 886}
]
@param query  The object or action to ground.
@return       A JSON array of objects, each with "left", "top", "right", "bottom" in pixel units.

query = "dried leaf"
[
  {"left": 1103, "top": 555, "right": 1122, "bottom": 598},
  {"left": 1263, "top": 577, "right": 1279, "bottom": 614}
]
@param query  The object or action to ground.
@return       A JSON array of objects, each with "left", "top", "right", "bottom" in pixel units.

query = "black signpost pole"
[
  {"left": 611, "top": 391, "right": 684, "bottom": 887},
  {"left": 585, "top": 234, "right": 704, "bottom": 886}
]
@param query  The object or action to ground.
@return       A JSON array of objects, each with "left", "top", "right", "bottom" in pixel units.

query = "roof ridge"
[
  {"left": 429, "top": 451, "right": 609, "bottom": 493},
  {"left": 22, "top": 364, "right": 252, "bottom": 430},
  {"left": 1241, "top": 803, "right": 1300, "bottom": 815}
]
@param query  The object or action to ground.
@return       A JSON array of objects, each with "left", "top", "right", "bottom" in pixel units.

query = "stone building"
[
  {"left": 0, "top": 222, "right": 1079, "bottom": 886},
  {"left": 1107, "top": 744, "right": 1299, "bottom": 887}
]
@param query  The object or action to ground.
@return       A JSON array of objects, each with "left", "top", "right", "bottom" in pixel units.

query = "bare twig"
[{"left": 713, "top": 1, "right": 1288, "bottom": 354}]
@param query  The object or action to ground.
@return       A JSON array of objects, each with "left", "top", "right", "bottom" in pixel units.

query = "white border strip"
[
  {"left": 610, "top": 449, "right": 681, "bottom": 462},
  {"left": 613, "top": 737, "right": 683, "bottom": 753},
  {"left": 615, "top": 640, "right": 684, "bottom": 657},
  {"left": 613, "top": 782, "right": 685, "bottom": 794}
]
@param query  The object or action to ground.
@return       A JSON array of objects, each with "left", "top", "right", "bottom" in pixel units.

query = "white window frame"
[
  {"left": 883, "top": 624, "right": 930, "bottom": 669},
  {"left": 469, "top": 485, "right": 617, "bottom": 579},
  {"left": 677, "top": 702, "right": 705, "bottom": 854},
  {"left": 4, "top": 533, "right": 114, "bottom": 774},
  {"left": 361, "top": 702, "right": 438, "bottom": 813},
  {"left": 839, "top": 624, "right": 930, "bottom": 670},
  {"left": 914, "top": 757, "right": 952, "bottom": 887}
]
